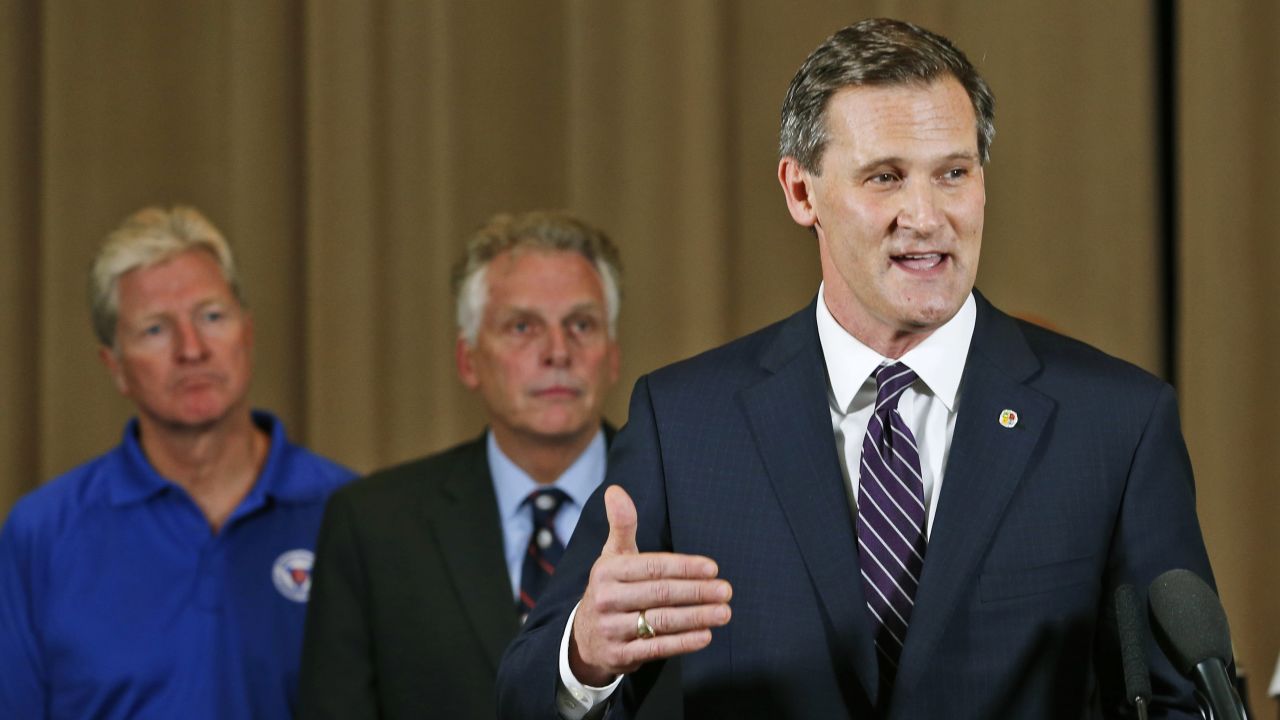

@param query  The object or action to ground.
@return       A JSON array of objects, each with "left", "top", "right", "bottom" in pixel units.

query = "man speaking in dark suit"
[
  {"left": 297, "top": 211, "right": 629, "bottom": 718},
  {"left": 497, "top": 18, "right": 1216, "bottom": 719}
]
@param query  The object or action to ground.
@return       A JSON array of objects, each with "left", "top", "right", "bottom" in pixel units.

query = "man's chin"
[
  {"left": 519, "top": 417, "right": 599, "bottom": 445},
  {"left": 143, "top": 400, "right": 244, "bottom": 434},
  {"left": 896, "top": 293, "right": 967, "bottom": 330}
]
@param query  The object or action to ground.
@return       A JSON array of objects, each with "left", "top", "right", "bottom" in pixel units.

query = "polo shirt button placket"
[{"left": 195, "top": 538, "right": 223, "bottom": 611}]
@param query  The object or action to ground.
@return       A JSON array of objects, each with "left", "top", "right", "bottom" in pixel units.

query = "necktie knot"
[
  {"left": 526, "top": 487, "right": 569, "bottom": 527},
  {"left": 874, "top": 362, "right": 918, "bottom": 416}
]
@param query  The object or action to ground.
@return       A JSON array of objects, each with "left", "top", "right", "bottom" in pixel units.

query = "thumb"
[{"left": 602, "top": 485, "right": 638, "bottom": 556}]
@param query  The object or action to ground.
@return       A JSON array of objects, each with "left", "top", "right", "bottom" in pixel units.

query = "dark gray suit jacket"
[
  {"left": 297, "top": 429, "right": 681, "bottom": 719},
  {"left": 498, "top": 293, "right": 1214, "bottom": 719}
]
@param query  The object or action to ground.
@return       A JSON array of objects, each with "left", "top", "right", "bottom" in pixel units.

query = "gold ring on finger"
[{"left": 636, "top": 610, "right": 657, "bottom": 640}]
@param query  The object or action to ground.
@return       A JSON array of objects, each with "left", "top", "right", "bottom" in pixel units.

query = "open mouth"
[{"left": 891, "top": 252, "right": 948, "bottom": 272}]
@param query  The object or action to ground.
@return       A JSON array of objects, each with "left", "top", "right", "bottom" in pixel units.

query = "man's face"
[
  {"left": 457, "top": 249, "right": 620, "bottom": 446},
  {"left": 100, "top": 249, "right": 254, "bottom": 431},
  {"left": 780, "top": 77, "right": 985, "bottom": 352}
]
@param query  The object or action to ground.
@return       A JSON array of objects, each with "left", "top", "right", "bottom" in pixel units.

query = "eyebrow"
[
  {"left": 125, "top": 297, "right": 232, "bottom": 323},
  {"left": 497, "top": 301, "right": 604, "bottom": 318},
  {"left": 854, "top": 151, "right": 980, "bottom": 174}
]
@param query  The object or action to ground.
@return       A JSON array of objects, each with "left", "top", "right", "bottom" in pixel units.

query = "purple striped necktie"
[
  {"left": 516, "top": 487, "right": 569, "bottom": 620},
  {"left": 856, "top": 361, "right": 927, "bottom": 688}
]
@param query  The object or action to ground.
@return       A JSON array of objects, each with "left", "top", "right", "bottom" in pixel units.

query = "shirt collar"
[
  {"left": 109, "top": 410, "right": 295, "bottom": 507},
  {"left": 109, "top": 419, "right": 172, "bottom": 506},
  {"left": 489, "top": 428, "right": 607, "bottom": 523},
  {"left": 240, "top": 411, "right": 323, "bottom": 505},
  {"left": 816, "top": 283, "right": 976, "bottom": 413}
]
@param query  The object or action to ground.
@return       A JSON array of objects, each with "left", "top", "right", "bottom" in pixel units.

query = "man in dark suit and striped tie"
[
  {"left": 498, "top": 18, "right": 1217, "bottom": 719},
  {"left": 298, "top": 211, "right": 677, "bottom": 719}
]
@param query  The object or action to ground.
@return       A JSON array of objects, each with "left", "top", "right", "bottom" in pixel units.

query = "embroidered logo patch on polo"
[{"left": 272, "top": 549, "right": 315, "bottom": 603}]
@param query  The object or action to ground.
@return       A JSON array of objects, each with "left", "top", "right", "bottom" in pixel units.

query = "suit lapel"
[
  {"left": 894, "top": 294, "right": 1055, "bottom": 696},
  {"left": 740, "top": 301, "right": 882, "bottom": 707},
  {"left": 422, "top": 436, "right": 520, "bottom": 673}
]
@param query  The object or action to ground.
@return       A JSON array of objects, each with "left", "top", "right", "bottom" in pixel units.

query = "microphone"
[
  {"left": 1147, "top": 569, "right": 1247, "bottom": 720},
  {"left": 1114, "top": 584, "right": 1151, "bottom": 720}
]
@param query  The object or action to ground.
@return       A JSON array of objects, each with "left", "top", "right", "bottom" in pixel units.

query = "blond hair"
[{"left": 89, "top": 205, "right": 242, "bottom": 347}]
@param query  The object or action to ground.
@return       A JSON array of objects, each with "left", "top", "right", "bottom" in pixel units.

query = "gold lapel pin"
[{"left": 999, "top": 409, "right": 1019, "bottom": 428}]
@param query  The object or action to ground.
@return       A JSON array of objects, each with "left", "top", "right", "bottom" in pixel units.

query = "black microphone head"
[
  {"left": 1113, "top": 584, "right": 1152, "bottom": 702},
  {"left": 1147, "top": 569, "right": 1233, "bottom": 676}
]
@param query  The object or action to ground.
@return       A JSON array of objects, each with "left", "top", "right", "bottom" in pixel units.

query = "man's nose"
[
  {"left": 542, "top": 326, "right": 571, "bottom": 368},
  {"left": 174, "top": 321, "right": 211, "bottom": 362},
  {"left": 896, "top": 178, "right": 944, "bottom": 235}
]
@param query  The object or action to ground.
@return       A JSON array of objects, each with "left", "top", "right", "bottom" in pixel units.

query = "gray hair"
[
  {"left": 89, "top": 205, "right": 243, "bottom": 347},
  {"left": 779, "top": 17, "right": 996, "bottom": 173},
  {"left": 451, "top": 211, "right": 622, "bottom": 346}
]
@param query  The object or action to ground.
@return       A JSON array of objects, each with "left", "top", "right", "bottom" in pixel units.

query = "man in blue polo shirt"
[{"left": 0, "top": 206, "right": 355, "bottom": 719}]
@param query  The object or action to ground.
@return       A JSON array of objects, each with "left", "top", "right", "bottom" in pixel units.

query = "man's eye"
[
  {"left": 870, "top": 172, "right": 899, "bottom": 184},
  {"left": 512, "top": 321, "right": 530, "bottom": 334},
  {"left": 943, "top": 167, "right": 968, "bottom": 180},
  {"left": 570, "top": 317, "right": 597, "bottom": 333},
  {"left": 142, "top": 325, "right": 164, "bottom": 337},
  {"left": 203, "top": 310, "right": 225, "bottom": 323}
]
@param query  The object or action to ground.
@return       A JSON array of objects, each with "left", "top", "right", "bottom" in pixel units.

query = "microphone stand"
[
  {"left": 1191, "top": 658, "right": 1248, "bottom": 719},
  {"left": 1133, "top": 695, "right": 1149, "bottom": 720}
]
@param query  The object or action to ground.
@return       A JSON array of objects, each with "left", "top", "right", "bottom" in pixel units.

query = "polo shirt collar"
[
  {"left": 108, "top": 410, "right": 302, "bottom": 507},
  {"left": 816, "top": 283, "right": 976, "bottom": 413},
  {"left": 248, "top": 411, "right": 332, "bottom": 505},
  {"left": 109, "top": 418, "right": 171, "bottom": 506}
]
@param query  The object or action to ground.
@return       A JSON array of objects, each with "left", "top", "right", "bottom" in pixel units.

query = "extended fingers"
[
  {"left": 572, "top": 553, "right": 733, "bottom": 679},
  {"left": 585, "top": 624, "right": 720, "bottom": 673},
  {"left": 589, "top": 577, "right": 733, "bottom": 614},
  {"left": 593, "top": 552, "right": 719, "bottom": 583},
  {"left": 615, "top": 629, "right": 716, "bottom": 668},
  {"left": 633, "top": 603, "right": 732, "bottom": 638}
]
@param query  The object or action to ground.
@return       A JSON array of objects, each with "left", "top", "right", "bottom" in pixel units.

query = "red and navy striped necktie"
[{"left": 517, "top": 487, "right": 570, "bottom": 619}]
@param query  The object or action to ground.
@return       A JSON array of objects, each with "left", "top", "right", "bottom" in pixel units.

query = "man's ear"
[
  {"left": 778, "top": 156, "right": 819, "bottom": 228},
  {"left": 455, "top": 336, "right": 480, "bottom": 390},
  {"left": 98, "top": 346, "right": 129, "bottom": 396}
]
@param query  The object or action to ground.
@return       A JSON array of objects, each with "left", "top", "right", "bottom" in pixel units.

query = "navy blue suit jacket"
[{"left": 497, "top": 293, "right": 1214, "bottom": 719}]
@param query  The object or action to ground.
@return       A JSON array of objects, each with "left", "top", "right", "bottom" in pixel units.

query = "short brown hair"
[{"left": 779, "top": 18, "right": 996, "bottom": 173}]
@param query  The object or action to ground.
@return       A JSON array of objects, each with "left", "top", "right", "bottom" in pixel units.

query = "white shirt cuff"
[
  {"left": 1268, "top": 651, "right": 1280, "bottom": 697},
  {"left": 556, "top": 602, "right": 623, "bottom": 719}
]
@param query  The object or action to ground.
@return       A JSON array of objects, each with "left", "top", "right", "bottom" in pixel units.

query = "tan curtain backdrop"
[
  {"left": 0, "top": 0, "right": 1272, "bottom": 711},
  {"left": 1179, "top": 1, "right": 1280, "bottom": 710}
]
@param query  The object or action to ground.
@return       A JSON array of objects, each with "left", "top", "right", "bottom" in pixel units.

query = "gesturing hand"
[{"left": 568, "top": 485, "right": 733, "bottom": 687}]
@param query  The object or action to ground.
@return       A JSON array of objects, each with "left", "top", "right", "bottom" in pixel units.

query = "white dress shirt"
[
  {"left": 818, "top": 285, "right": 975, "bottom": 536},
  {"left": 555, "top": 287, "right": 978, "bottom": 718}
]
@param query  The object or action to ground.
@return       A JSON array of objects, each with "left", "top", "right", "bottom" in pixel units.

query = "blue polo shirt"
[{"left": 0, "top": 411, "right": 355, "bottom": 719}]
